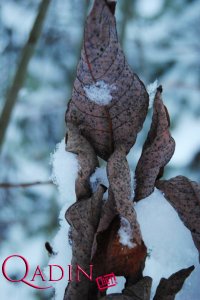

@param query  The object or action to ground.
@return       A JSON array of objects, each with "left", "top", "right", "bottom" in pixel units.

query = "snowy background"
[{"left": 0, "top": 0, "right": 200, "bottom": 299}]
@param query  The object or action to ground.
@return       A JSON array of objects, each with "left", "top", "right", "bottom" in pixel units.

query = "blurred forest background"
[{"left": 0, "top": 0, "right": 200, "bottom": 299}]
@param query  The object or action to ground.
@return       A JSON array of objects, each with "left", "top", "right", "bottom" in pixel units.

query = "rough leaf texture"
[
  {"left": 60, "top": 0, "right": 200, "bottom": 299},
  {"left": 91, "top": 145, "right": 147, "bottom": 282},
  {"left": 107, "top": 144, "right": 142, "bottom": 244},
  {"left": 65, "top": 0, "right": 148, "bottom": 286},
  {"left": 66, "top": 122, "right": 99, "bottom": 200},
  {"left": 100, "top": 277, "right": 152, "bottom": 300},
  {"left": 153, "top": 266, "right": 195, "bottom": 300},
  {"left": 92, "top": 214, "right": 147, "bottom": 282},
  {"left": 135, "top": 87, "right": 175, "bottom": 201},
  {"left": 64, "top": 185, "right": 106, "bottom": 300},
  {"left": 66, "top": 0, "right": 149, "bottom": 161},
  {"left": 156, "top": 176, "right": 200, "bottom": 254}
]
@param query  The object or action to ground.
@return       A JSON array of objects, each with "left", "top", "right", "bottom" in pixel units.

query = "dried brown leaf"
[
  {"left": 64, "top": 185, "right": 106, "bottom": 300},
  {"left": 92, "top": 145, "right": 147, "bottom": 280},
  {"left": 107, "top": 144, "right": 142, "bottom": 244},
  {"left": 66, "top": 0, "right": 149, "bottom": 161},
  {"left": 92, "top": 215, "right": 147, "bottom": 281},
  {"left": 153, "top": 266, "right": 195, "bottom": 300},
  {"left": 91, "top": 189, "right": 117, "bottom": 259},
  {"left": 66, "top": 122, "right": 99, "bottom": 200},
  {"left": 156, "top": 176, "right": 200, "bottom": 254},
  {"left": 100, "top": 276, "right": 152, "bottom": 300},
  {"left": 135, "top": 87, "right": 175, "bottom": 201}
]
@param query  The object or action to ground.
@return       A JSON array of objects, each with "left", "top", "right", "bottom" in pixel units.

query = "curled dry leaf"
[
  {"left": 135, "top": 87, "right": 175, "bottom": 202},
  {"left": 100, "top": 276, "right": 152, "bottom": 300},
  {"left": 156, "top": 176, "right": 200, "bottom": 254},
  {"left": 65, "top": 0, "right": 148, "bottom": 282},
  {"left": 92, "top": 214, "right": 147, "bottom": 282},
  {"left": 153, "top": 266, "right": 195, "bottom": 300},
  {"left": 91, "top": 189, "right": 117, "bottom": 259},
  {"left": 107, "top": 144, "right": 142, "bottom": 245},
  {"left": 66, "top": 122, "right": 99, "bottom": 200},
  {"left": 64, "top": 185, "right": 106, "bottom": 300},
  {"left": 91, "top": 145, "right": 147, "bottom": 282},
  {"left": 66, "top": 0, "right": 149, "bottom": 161}
]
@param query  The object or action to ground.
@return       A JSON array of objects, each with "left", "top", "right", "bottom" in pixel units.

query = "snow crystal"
[
  {"left": 84, "top": 80, "right": 116, "bottom": 106},
  {"left": 147, "top": 79, "right": 158, "bottom": 109},
  {"left": 135, "top": 188, "right": 200, "bottom": 300},
  {"left": 118, "top": 217, "right": 135, "bottom": 249},
  {"left": 50, "top": 138, "right": 79, "bottom": 206}
]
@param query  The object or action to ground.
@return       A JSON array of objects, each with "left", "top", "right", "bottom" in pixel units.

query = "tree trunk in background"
[{"left": 0, "top": 0, "right": 51, "bottom": 153}]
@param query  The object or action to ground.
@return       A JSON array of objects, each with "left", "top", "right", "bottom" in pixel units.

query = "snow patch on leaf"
[
  {"left": 50, "top": 138, "right": 79, "bottom": 205},
  {"left": 84, "top": 80, "right": 116, "bottom": 105},
  {"left": 90, "top": 166, "right": 109, "bottom": 200},
  {"left": 90, "top": 166, "right": 109, "bottom": 189},
  {"left": 118, "top": 217, "right": 136, "bottom": 249},
  {"left": 147, "top": 79, "right": 158, "bottom": 109},
  {"left": 90, "top": 167, "right": 135, "bottom": 200},
  {"left": 135, "top": 188, "right": 200, "bottom": 300}
]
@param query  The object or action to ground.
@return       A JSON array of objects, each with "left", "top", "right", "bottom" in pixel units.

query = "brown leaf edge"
[
  {"left": 64, "top": 185, "right": 106, "bottom": 300},
  {"left": 156, "top": 176, "right": 200, "bottom": 256},
  {"left": 99, "top": 276, "right": 152, "bottom": 300},
  {"left": 135, "top": 86, "right": 175, "bottom": 202},
  {"left": 153, "top": 266, "right": 195, "bottom": 300},
  {"left": 66, "top": 122, "right": 99, "bottom": 201},
  {"left": 91, "top": 145, "right": 147, "bottom": 281}
]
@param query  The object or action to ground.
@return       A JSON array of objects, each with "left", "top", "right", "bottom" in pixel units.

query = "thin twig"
[
  {"left": 0, "top": 0, "right": 51, "bottom": 153},
  {"left": 0, "top": 180, "right": 53, "bottom": 189}
]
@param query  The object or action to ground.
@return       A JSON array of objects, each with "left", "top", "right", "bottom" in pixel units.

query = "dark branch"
[
  {"left": 0, "top": 0, "right": 51, "bottom": 153},
  {"left": 0, "top": 180, "right": 53, "bottom": 189}
]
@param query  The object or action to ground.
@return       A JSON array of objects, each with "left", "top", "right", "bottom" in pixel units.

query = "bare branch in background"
[
  {"left": 0, "top": 0, "right": 51, "bottom": 153},
  {"left": 0, "top": 180, "right": 53, "bottom": 189}
]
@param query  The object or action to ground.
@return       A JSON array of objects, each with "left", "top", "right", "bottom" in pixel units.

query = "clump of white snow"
[
  {"left": 45, "top": 138, "right": 79, "bottom": 300},
  {"left": 50, "top": 138, "right": 79, "bottom": 205},
  {"left": 118, "top": 217, "right": 135, "bottom": 249},
  {"left": 90, "top": 166, "right": 109, "bottom": 189},
  {"left": 147, "top": 79, "right": 158, "bottom": 109},
  {"left": 44, "top": 204, "right": 72, "bottom": 300},
  {"left": 135, "top": 188, "right": 200, "bottom": 300},
  {"left": 84, "top": 80, "right": 116, "bottom": 105},
  {"left": 90, "top": 166, "right": 109, "bottom": 200}
]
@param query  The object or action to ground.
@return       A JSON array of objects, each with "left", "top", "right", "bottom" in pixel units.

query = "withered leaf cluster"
[{"left": 59, "top": 1, "right": 200, "bottom": 299}]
